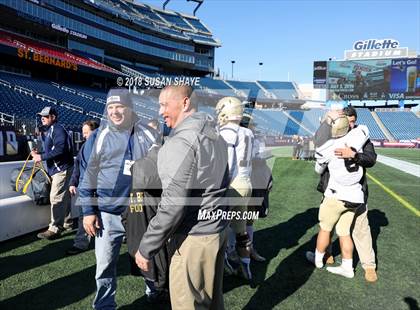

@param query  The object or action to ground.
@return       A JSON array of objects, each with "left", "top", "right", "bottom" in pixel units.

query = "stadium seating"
[
  {"left": 376, "top": 111, "right": 420, "bottom": 140},
  {"left": 355, "top": 109, "right": 387, "bottom": 140},
  {"left": 183, "top": 16, "right": 211, "bottom": 34},
  {"left": 286, "top": 109, "right": 325, "bottom": 135},
  {"left": 0, "top": 71, "right": 166, "bottom": 127},
  {"left": 226, "top": 80, "right": 272, "bottom": 101},
  {"left": 81, "top": 0, "right": 216, "bottom": 44},
  {"left": 1, "top": 72, "right": 417, "bottom": 141},
  {"left": 257, "top": 81, "right": 299, "bottom": 100},
  {"left": 198, "top": 78, "right": 237, "bottom": 97}
]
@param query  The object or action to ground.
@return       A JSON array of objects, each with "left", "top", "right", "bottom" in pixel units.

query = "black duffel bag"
[{"left": 11, "top": 155, "right": 51, "bottom": 205}]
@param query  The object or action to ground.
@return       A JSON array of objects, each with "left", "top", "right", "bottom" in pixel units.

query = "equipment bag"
[{"left": 10, "top": 154, "right": 51, "bottom": 205}]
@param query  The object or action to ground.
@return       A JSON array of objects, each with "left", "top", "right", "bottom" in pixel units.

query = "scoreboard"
[{"left": 314, "top": 58, "right": 419, "bottom": 100}]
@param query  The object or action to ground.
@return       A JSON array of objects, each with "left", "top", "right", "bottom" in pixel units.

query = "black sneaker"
[
  {"left": 146, "top": 290, "right": 170, "bottom": 304},
  {"left": 37, "top": 230, "right": 61, "bottom": 240},
  {"left": 66, "top": 246, "right": 88, "bottom": 256}
]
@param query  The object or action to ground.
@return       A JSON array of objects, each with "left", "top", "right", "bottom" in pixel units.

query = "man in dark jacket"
[
  {"left": 136, "top": 85, "right": 230, "bottom": 310},
  {"left": 315, "top": 106, "right": 378, "bottom": 282},
  {"left": 32, "top": 106, "right": 74, "bottom": 240},
  {"left": 66, "top": 120, "right": 99, "bottom": 255},
  {"left": 123, "top": 142, "right": 170, "bottom": 303},
  {"left": 78, "top": 88, "right": 157, "bottom": 310}
]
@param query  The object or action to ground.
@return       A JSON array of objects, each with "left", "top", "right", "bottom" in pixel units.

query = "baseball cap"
[
  {"left": 106, "top": 88, "right": 134, "bottom": 110},
  {"left": 37, "top": 106, "right": 57, "bottom": 117}
]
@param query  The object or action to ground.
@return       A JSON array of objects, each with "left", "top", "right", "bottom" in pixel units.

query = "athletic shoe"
[
  {"left": 250, "top": 248, "right": 266, "bottom": 262},
  {"left": 224, "top": 253, "right": 236, "bottom": 276},
  {"left": 305, "top": 251, "right": 324, "bottom": 268},
  {"left": 237, "top": 259, "right": 252, "bottom": 281},
  {"left": 147, "top": 290, "right": 170, "bottom": 304},
  {"left": 364, "top": 267, "right": 378, "bottom": 283},
  {"left": 66, "top": 246, "right": 88, "bottom": 256},
  {"left": 37, "top": 230, "right": 61, "bottom": 240},
  {"left": 326, "top": 265, "right": 354, "bottom": 278}
]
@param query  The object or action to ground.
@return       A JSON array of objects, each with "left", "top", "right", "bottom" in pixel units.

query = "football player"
[
  {"left": 216, "top": 97, "right": 254, "bottom": 281},
  {"left": 306, "top": 115, "right": 370, "bottom": 279}
]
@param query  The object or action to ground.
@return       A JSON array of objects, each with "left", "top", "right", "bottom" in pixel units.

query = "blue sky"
[{"left": 139, "top": 0, "right": 420, "bottom": 84}]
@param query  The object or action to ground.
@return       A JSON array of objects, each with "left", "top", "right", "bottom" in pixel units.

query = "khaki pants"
[
  {"left": 169, "top": 230, "right": 227, "bottom": 310},
  {"left": 353, "top": 207, "right": 376, "bottom": 269},
  {"left": 48, "top": 169, "right": 72, "bottom": 233},
  {"left": 229, "top": 177, "right": 252, "bottom": 235},
  {"left": 319, "top": 197, "right": 356, "bottom": 237}
]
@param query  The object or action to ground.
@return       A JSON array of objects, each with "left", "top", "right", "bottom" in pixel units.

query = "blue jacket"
[
  {"left": 41, "top": 123, "right": 74, "bottom": 176},
  {"left": 69, "top": 131, "right": 97, "bottom": 188},
  {"left": 78, "top": 120, "right": 156, "bottom": 216}
]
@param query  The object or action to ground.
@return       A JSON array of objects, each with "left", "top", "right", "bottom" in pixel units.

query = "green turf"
[
  {"left": 375, "top": 147, "right": 420, "bottom": 165},
  {"left": 1, "top": 155, "right": 419, "bottom": 309}
]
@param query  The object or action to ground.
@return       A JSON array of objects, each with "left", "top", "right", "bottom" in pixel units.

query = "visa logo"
[{"left": 389, "top": 93, "right": 405, "bottom": 99}]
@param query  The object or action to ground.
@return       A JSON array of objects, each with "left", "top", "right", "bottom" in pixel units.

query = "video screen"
[{"left": 326, "top": 58, "right": 419, "bottom": 100}]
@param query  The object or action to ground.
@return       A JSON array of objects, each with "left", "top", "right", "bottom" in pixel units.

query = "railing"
[
  {"left": 88, "top": 111, "right": 106, "bottom": 120},
  {"left": 95, "top": 98, "right": 106, "bottom": 105},
  {"left": 60, "top": 101, "right": 84, "bottom": 114},
  {"left": 61, "top": 86, "right": 76, "bottom": 94},
  {"left": 14, "top": 85, "right": 33, "bottom": 96},
  {"left": 77, "top": 91, "right": 93, "bottom": 100},
  {"left": 121, "top": 64, "right": 149, "bottom": 79},
  {"left": 0, "top": 111, "right": 14, "bottom": 125},
  {"left": 36, "top": 93, "right": 57, "bottom": 104},
  {"left": 0, "top": 79, "right": 11, "bottom": 88}
]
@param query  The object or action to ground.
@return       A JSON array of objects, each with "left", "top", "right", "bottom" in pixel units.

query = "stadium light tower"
[
  {"left": 231, "top": 60, "right": 236, "bottom": 79},
  {"left": 187, "top": 0, "right": 204, "bottom": 16},
  {"left": 258, "top": 62, "right": 263, "bottom": 80},
  {"left": 163, "top": 0, "right": 170, "bottom": 10}
]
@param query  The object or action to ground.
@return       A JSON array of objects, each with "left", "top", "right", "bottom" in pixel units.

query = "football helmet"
[
  {"left": 331, "top": 115, "right": 349, "bottom": 138},
  {"left": 215, "top": 97, "right": 244, "bottom": 126}
]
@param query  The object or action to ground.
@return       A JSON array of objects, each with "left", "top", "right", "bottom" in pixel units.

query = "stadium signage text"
[
  {"left": 345, "top": 38, "right": 408, "bottom": 60},
  {"left": 353, "top": 39, "right": 399, "bottom": 50},
  {"left": 51, "top": 23, "right": 88, "bottom": 40},
  {"left": 17, "top": 48, "right": 78, "bottom": 71},
  {"left": 0, "top": 130, "right": 18, "bottom": 157}
]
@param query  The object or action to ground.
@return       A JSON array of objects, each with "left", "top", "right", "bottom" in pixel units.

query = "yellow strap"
[
  {"left": 22, "top": 164, "right": 37, "bottom": 194},
  {"left": 15, "top": 153, "right": 32, "bottom": 192},
  {"left": 34, "top": 166, "right": 51, "bottom": 184}
]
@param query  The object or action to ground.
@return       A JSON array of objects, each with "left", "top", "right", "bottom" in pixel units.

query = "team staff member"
[
  {"left": 136, "top": 85, "right": 230, "bottom": 310},
  {"left": 78, "top": 88, "right": 156, "bottom": 310},
  {"left": 32, "top": 106, "right": 74, "bottom": 240}
]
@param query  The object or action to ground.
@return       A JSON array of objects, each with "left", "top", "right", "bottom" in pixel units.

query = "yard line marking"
[{"left": 367, "top": 173, "right": 420, "bottom": 217}]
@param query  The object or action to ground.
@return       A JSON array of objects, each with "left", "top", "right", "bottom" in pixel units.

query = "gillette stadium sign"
[{"left": 345, "top": 39, "right": 408, "bottom": 60}]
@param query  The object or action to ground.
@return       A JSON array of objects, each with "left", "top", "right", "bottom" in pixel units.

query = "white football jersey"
[
  {"left": 315, "top": 125, "right": 370, "bottom": 203},
  {"left": 220, "top": 123, "right": 254, "bottom": 180}
]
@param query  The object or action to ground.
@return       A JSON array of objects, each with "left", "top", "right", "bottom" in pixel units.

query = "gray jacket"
[{"left": 139, "top": 112, "right": 230, "bottom": 259}]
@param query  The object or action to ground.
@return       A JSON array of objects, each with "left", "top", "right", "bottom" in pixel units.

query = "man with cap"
[
  {"left": 78, "top": 88, "right": 156, "bottom": 310},
  {"left": 32, "top": 106, "right": 74, "bottom": 240}
]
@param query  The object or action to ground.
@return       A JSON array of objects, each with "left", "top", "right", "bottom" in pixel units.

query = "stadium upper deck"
[{"left": 0, "top": 0, "right": 218, "bottom": 76}]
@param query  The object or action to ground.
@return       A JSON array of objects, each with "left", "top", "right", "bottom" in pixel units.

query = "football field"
[{"left": 0, "top": 147, "right": 419, "bottom": 309}]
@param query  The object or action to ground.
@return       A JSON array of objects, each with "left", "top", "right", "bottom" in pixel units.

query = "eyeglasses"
[{"left": 41, "top": 115, "right": 51, "bottom": 119}]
